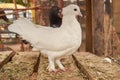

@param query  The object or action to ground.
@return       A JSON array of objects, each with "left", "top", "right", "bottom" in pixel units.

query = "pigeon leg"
[
  {"left": 47, "top": 57, "right": 56, "bottom": 72},
  {"left": 55, "top": 59, "right": 71, "bottom": 72},
  {"left": 55, "top": 59, "right": 65, "bottom": 71}
]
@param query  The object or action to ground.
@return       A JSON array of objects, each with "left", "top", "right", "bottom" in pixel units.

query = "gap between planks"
[
  {"left": 0, "top": 51, "right": 16, "bottom": 69},
  {"left": 72, "top": 54, "right": 94, "bottom": 80}
]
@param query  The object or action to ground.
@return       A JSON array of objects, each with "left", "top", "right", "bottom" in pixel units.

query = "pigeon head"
[{"left": 62, "top": 4, "right": 82, "bottom": 17}]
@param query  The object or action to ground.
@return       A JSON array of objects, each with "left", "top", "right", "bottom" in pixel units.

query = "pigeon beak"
[{"left": 78, "top": 12, "right": 83, "bottom": 17}]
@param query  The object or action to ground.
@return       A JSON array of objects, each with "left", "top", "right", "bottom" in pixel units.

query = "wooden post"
[
  {"left": 0, "top": 26, "right": 4, "bottom": 51},
  {"left": 34, "top": 0, "right": 40, "bottom": 24},
  {"left": 112, "top": 0, "right": 120, "bottom": 33},
  {"left": 112, "top": 0, "right": 120, "bottom": 56},
  {"left": 13, "top": 0, "right": 24, "bottom": 51},
  {"left": 92, "top": 0, "right": 104, "bottom": 55},
  {"left": 85, "top": 0, "right": 93, "bottom": 53},
  {"left": 13, "top": 0, "right": 19, "bottom": 19}
]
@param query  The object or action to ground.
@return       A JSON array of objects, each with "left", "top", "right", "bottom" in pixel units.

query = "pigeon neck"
[{"left": 62, "top": 15, "right": 77, "bottom": 26}]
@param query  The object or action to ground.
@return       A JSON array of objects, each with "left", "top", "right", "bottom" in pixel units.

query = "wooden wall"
[{"left": 113, "top": 0, "right": 120, "bottom": 33}]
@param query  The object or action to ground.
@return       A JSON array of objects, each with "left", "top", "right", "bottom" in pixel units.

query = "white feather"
[
  {"left": 8, "top": 4, "right": 82, "bottom": 71},
  {"left": 103, "top": 57, "right": 112, "bottom": 63}
]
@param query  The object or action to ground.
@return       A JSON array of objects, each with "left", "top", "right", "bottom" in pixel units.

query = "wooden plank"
[
  {"left": 0, "top": 52, "right": 40, "bottom": 80},
  {"left": 37, "top": 55, "right": 84, "bottom": 80},
  {"left": 73, "top": 52, "right": 120, "bottom": 80}
]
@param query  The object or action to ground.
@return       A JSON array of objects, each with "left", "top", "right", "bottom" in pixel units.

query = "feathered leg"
[
  {"left": 47, "top": 56, "right": 56, "bottom": 72},
  {"left": 55, "top": 59, "right": 71, "bottom": 72},
  {"left": 55, "top": 59, "right": 65, "bottom": 71}
]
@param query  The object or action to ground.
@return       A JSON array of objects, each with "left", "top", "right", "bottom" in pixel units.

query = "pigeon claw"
[
  {"left": 47, "top": 65, "right": 56, "bottom": 72},
  {"left": 56, "top": 67, "right": 71, "bottom": 73}
]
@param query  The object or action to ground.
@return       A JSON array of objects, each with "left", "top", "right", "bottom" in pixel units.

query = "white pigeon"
[{"left": 8, "top": 4, "right": 82, "bottom": 72}]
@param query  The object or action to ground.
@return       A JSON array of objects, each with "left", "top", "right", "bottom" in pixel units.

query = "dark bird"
[{"left": 49, "top": 6, "right": 62, "bottom": 28}]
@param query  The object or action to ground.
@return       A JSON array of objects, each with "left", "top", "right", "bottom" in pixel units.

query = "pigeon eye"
[{"left": 74, "top": 8, "right": 77, "bottom": 11}]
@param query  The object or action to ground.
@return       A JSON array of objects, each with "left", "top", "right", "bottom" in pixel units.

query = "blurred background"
[{"left": 0, "top": 0, "right": 120, "bottom": 61}]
